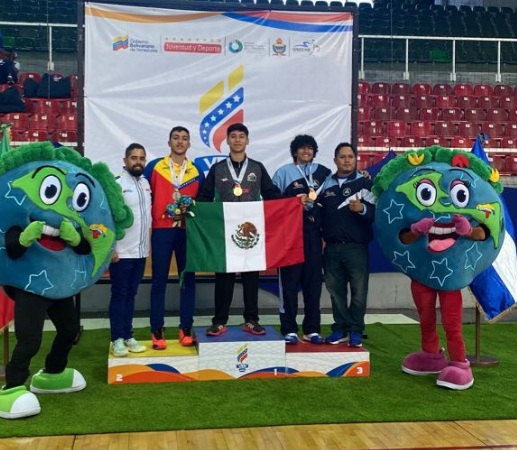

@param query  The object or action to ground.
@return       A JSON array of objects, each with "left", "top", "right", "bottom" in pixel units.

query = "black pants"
[
  {"left": 279, "top": 228, "right": 323, "bottom": 335},
  {"left": 212, "top": 272, "right": 259, "bottom": 325},
  {"left": 5, "top": 288, "right": 79, "bottom": 389}
]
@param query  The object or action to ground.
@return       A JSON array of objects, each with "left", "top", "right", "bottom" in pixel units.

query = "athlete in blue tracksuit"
[{"left": 272, "top": 135, "right": 331, "bottom": 344}]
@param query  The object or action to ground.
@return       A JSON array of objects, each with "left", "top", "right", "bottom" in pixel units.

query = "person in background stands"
[
  {"left": 272, "top": 135, "right": 330, "bottom": 345},
  {"left": 143, "top": 127, "right": 204, "bottom": 349},
  {"left": 109, "top": 143, "right": 151, "bottom": 356}
]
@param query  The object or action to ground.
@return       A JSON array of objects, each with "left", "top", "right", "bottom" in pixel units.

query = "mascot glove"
[
  {"left": 60, "top": 219, "right": 81, "bottom": 247},
  {"left": 452, "top": 214, "right": 472, "bottom": 236},
  {"left": 19, "top": 221, "right": 45, "bottom": 247},
  {"left": 410, "top": 217, "right": 435, "bottom": 236}
]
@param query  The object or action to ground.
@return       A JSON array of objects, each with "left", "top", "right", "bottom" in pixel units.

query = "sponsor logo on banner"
[
  {"left": 112, "top": 35, "right": 129, "bottom": 51},
  {"left": 228, "top": 39, "right": 243, "bottom": 53},
  {"left": 236, "top": 343, "right": 249, "bottom": 372},
  {"left": 292, "top": 39, "right": 320, "bottom": 55},
  {"left": 112, "top": 35, "right": 158, "bottom": 53},
  {"left": 272, "top": 38, "right": 287, "bottom": 56},
  {"left": 199, "top": 65, "right": 244, "bottom": 152},
  {"left": 164, "top": 37, "right": 222, "bottom": 54},
  {"left": 193, "top": 155, "right": 227, "bottom": 176}
]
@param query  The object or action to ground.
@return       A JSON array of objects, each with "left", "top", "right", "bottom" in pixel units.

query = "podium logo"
[
  {"left": 236, "top": 343, "right": 249, "bottom": 373},
  {"left": 199, "top": 65, "right": 244, "bottom": 152},
  {"left": 228, "top": 39, "right": 243, "bottom": 54}
]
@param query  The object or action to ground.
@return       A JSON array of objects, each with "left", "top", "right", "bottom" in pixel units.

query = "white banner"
[{"left": 85, "top": 2, "right": 354, "bottom": 175}]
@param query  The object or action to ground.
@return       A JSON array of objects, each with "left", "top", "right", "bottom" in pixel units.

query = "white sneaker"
[
  {"left": 124, "top": 338, "right": 146, "bottom": 353},
  {"left": 112, "top": 338, "right": 129, "bottom": 357}
]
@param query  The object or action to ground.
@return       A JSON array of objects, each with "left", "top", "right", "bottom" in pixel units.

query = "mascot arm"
[
  {"left": 19, "top": 221, "right": 45, "bottom": 248},
  {"left": 5, "top": 226, "right": 30, "bottom": 259},
  {"left": 59, "top": 219, "right": 81, "bottom": 247}
]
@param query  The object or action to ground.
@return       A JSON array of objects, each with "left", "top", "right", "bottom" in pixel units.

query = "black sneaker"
[
  {"left": 243, "top": 321, "right": 266, "bottom": 335},
  {"left": 206, "top": 324, "right": 227, "bottom": 336}
]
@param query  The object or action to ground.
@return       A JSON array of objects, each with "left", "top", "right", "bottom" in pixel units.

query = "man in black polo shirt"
[
  {"left": 319, "top": 142, "right": 375, "bottom": 347},
  {"left": 197, "top": 123, "right": 284, "bottom": 336}
]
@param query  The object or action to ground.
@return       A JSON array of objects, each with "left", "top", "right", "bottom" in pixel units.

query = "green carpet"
[{"left": 2, "top": 323, "right": 517, "bottom": 437}]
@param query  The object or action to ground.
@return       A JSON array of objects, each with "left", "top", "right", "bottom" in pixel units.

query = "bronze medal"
[{"left": 308, "top": 188, "right": 317, "bottom": 201}]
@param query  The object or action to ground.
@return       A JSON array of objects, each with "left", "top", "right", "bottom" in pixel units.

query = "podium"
[{"left": 108, "top": 326, "right": 370, "bottom": 384}]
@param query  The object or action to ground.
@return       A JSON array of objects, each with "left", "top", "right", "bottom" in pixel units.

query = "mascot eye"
[
  {"left": 39, "top": 175, "right": 62, "bottom": 205},
  {"left": 450, "top": 182, "right": 470, "bottom": 208},
  {"left": 416, "top": 179, "right": 436, "bottom": 207},
  {"left": 72, "top": 183, "right": 91, "bottom": 212}
]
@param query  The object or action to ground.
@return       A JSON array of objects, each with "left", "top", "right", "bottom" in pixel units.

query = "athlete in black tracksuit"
[{"left": 272, "top": 135, "right": 331, "bottom": 343}]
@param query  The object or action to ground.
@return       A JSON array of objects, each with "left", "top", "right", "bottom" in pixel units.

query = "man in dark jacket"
[{"left": 319, "top": 142, "right": 375, "bottom": 347}]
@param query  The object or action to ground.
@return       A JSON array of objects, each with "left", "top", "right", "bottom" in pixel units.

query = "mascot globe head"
[
  {"left": 0, "top": 142, "right": 132, "bottom": 299},
  {"left": 372, "top": 146, "right": 504, "bottom": 291}
]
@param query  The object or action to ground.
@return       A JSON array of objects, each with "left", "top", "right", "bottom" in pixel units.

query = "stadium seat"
[
  {"left": 432, "top": 83, "right": 453, "bottom": 96},
  {"left": 31, "top": 99, "right": 62, "bottom": 115},
  {"left": 9, "top": 130, "right": 29, "bottom": 142},
  {"left": 51, "top": 130, "right": 77, "bottom": 143},
  {"left": 357, "top": 94, "right": 367, "bottom": 107},
  {"left": 3, "top": 113, "right": 30, "bottom": 131},
  {"left": 474, "top": 84, "right": 494, "bottom": 96},
  {"left": 482, "top": 122, "right": 505, "bottom": 138},
  {"left": 441, "top": 107, "right": 463, "bottom": 121},
  {"left": 499, "top": 96, "right": 517, "bottom": 110},
  {"left": 434, "top": 121, "right": 455, "bottom": 137},
  {"left": 506, "top": 123, "right": 517, "bottom": 138},
  {"left": 358, "top": 107, "right": 372, "bottom": 121},
  {"left": 400, "top": 136, "right": 421, "bottom": 147},
  {"left": 477, "top": 96, "right": 499, "bottom": 110},
  {"left": 357, "top": 153, "right": 374, "bottom": 171},
  {"left": 450, "top": 137, "right": 471, "bottom": 148},
  {"left": 357, "top": 136, "right": 375, "bottom": 148},
  {"left": 395, "top": 107, "right": 418, "bottom": 122},
  {"left": 501, "top": 138, "right": 517, "bottom": 149},
  {"left": 0, "top": 85, "right": 12, "bottom": 94},
  {"left": 60, "top": 100, "right": 77, "bottom": 115},
  {"left": 464, "top": 108, "right": 487, "bottom": 122},
  {"left": 358, "top": 81, "right": 371, "bottom": 94},
  {"left": 508, "top": 109, "right": 517, "bottom": 122},
  {"left": 376, "top": 136, "right": 396, "bottom": 148},
  {"left": 487, "top": 108, "right": 508, "bottom": 122},
  {"left": 507, "top": 156, "right": 517, "bottom": 175},
  {"left": 453, "top": 83, "right": 474, "bottom": 96},
  {"left": 18, "top": 72, "right": 41, "bottom": 84},
  {"left": 26, "top": 130, "right": 49, "bottom": 142},
  {"left": 367, "top": 94, "right": 389, "bottom": 108},
  {"left": 362, "top": 120, "right": 384, "bottom": 137},
  {"left": 391, "top": 94, "right": 412, "bottom": 109},
  {"left": 493, "top": 84, "right": 513, "bottom": 97},
  {"left": 388, "top": 120, "right": 408, "bottom": 138},
  {"left": 412, "top": 83, "right": 432, "bottom": 95},
  {"left": 410, "top": 121, "right": 433, "bottom": 138},
  {"left": 391, "top": 83, "right": 411, "bottom": 95},
  {"left": 30, "top": 113, "right": 58, "bottom": 131},
  {"left": 488, "top": 154, "right": 507, "bottom": 173},
  {"left": 57, "top": 114, "right": 77, "bottom": 131},
  {"left": 414, "top": 95, "right": 434, "bottom": 109},
  {"left": 419, "top": 107, "right": 440, "bottom": 121},
  {"left": 458, "top": 122, "right": 480, "bottom": 138},
  {"left": 372, "top": 107, "right": 392, "bottom": 121},
  {"left": 435, "top": 95, "right": 456, "bottom": 108},
  {"left": 371, "top": 82, "right": 391, "bottom": 94},
  {"left": 425, "top": 136, "right": 449, "bottom": 147},
  {"left": 456, "top": 95, "right": 478, "bottom": 109}
]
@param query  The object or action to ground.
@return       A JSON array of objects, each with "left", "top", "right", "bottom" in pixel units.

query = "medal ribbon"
[
  {"left": 226, "top": 157, "right": 248, "bottom": 187},
  {"left": 296, "top": 163, "right": 323, "bottom": 193},
  {"left": 169, "top": 158, "right": 188, "bottom": 193}
]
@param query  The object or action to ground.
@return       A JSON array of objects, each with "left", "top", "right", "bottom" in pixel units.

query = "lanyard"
[
  {"left": 169, "top": 158, "right": 187, "bottom": 190},
  {"left": 296, "top": 163, "right": 314, "bottom": 189},
  {"left": 226, "top": 157, "right": 248, "bottom": 184}
]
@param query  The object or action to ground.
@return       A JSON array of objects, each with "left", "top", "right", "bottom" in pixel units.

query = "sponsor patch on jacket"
[
  {"left": 247, "top": 173, "right": 257, "bottom": 182},
  {"left": 324, "top": 190, "right": 336, "bottom": 197}
]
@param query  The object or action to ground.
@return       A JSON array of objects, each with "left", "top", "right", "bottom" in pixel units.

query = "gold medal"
[
  {"left": 308, "top": 188, "right": 317, "bottom": 201},
  {"left": 233, "top": 184, "right": 243, "bottom": 197}
]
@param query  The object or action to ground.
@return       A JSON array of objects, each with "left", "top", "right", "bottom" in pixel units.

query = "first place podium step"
[{"left": 108, "top": 326, "right": 370, "bottom": 384}]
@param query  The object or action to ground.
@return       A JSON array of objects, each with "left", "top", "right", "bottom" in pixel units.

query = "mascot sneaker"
[
  {"left": 30, "top": 368, "right": 87, "bottom": 394},
  {"left": 436, "top": 360, "right": 474, "bottom": 390},
  {"left": 0, "top": 386, "right": 41, "bottom": 419},
  {"left": 402, "top": 349, "right": 448, "bottom": 375}
]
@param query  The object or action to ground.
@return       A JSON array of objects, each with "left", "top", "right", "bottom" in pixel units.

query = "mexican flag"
[{"left": 186, "top": 198, "right": 304, "bottom": 272}]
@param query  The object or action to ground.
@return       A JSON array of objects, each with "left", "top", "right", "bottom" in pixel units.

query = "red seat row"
[
  {"left": 359, "top": 120, "right": 517, "bottom": 138},
  {"left": 358, "top": 82, "right": 517, "bottom": 97},
  {"left": 358, "top": 136, "right": 517, "bottom": 150},
  {"left": 0, "top": 129, "right": 77, "bottom": 143},
  {"left": 1, "top": 112, "right": 77, "bottom": 132}
]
